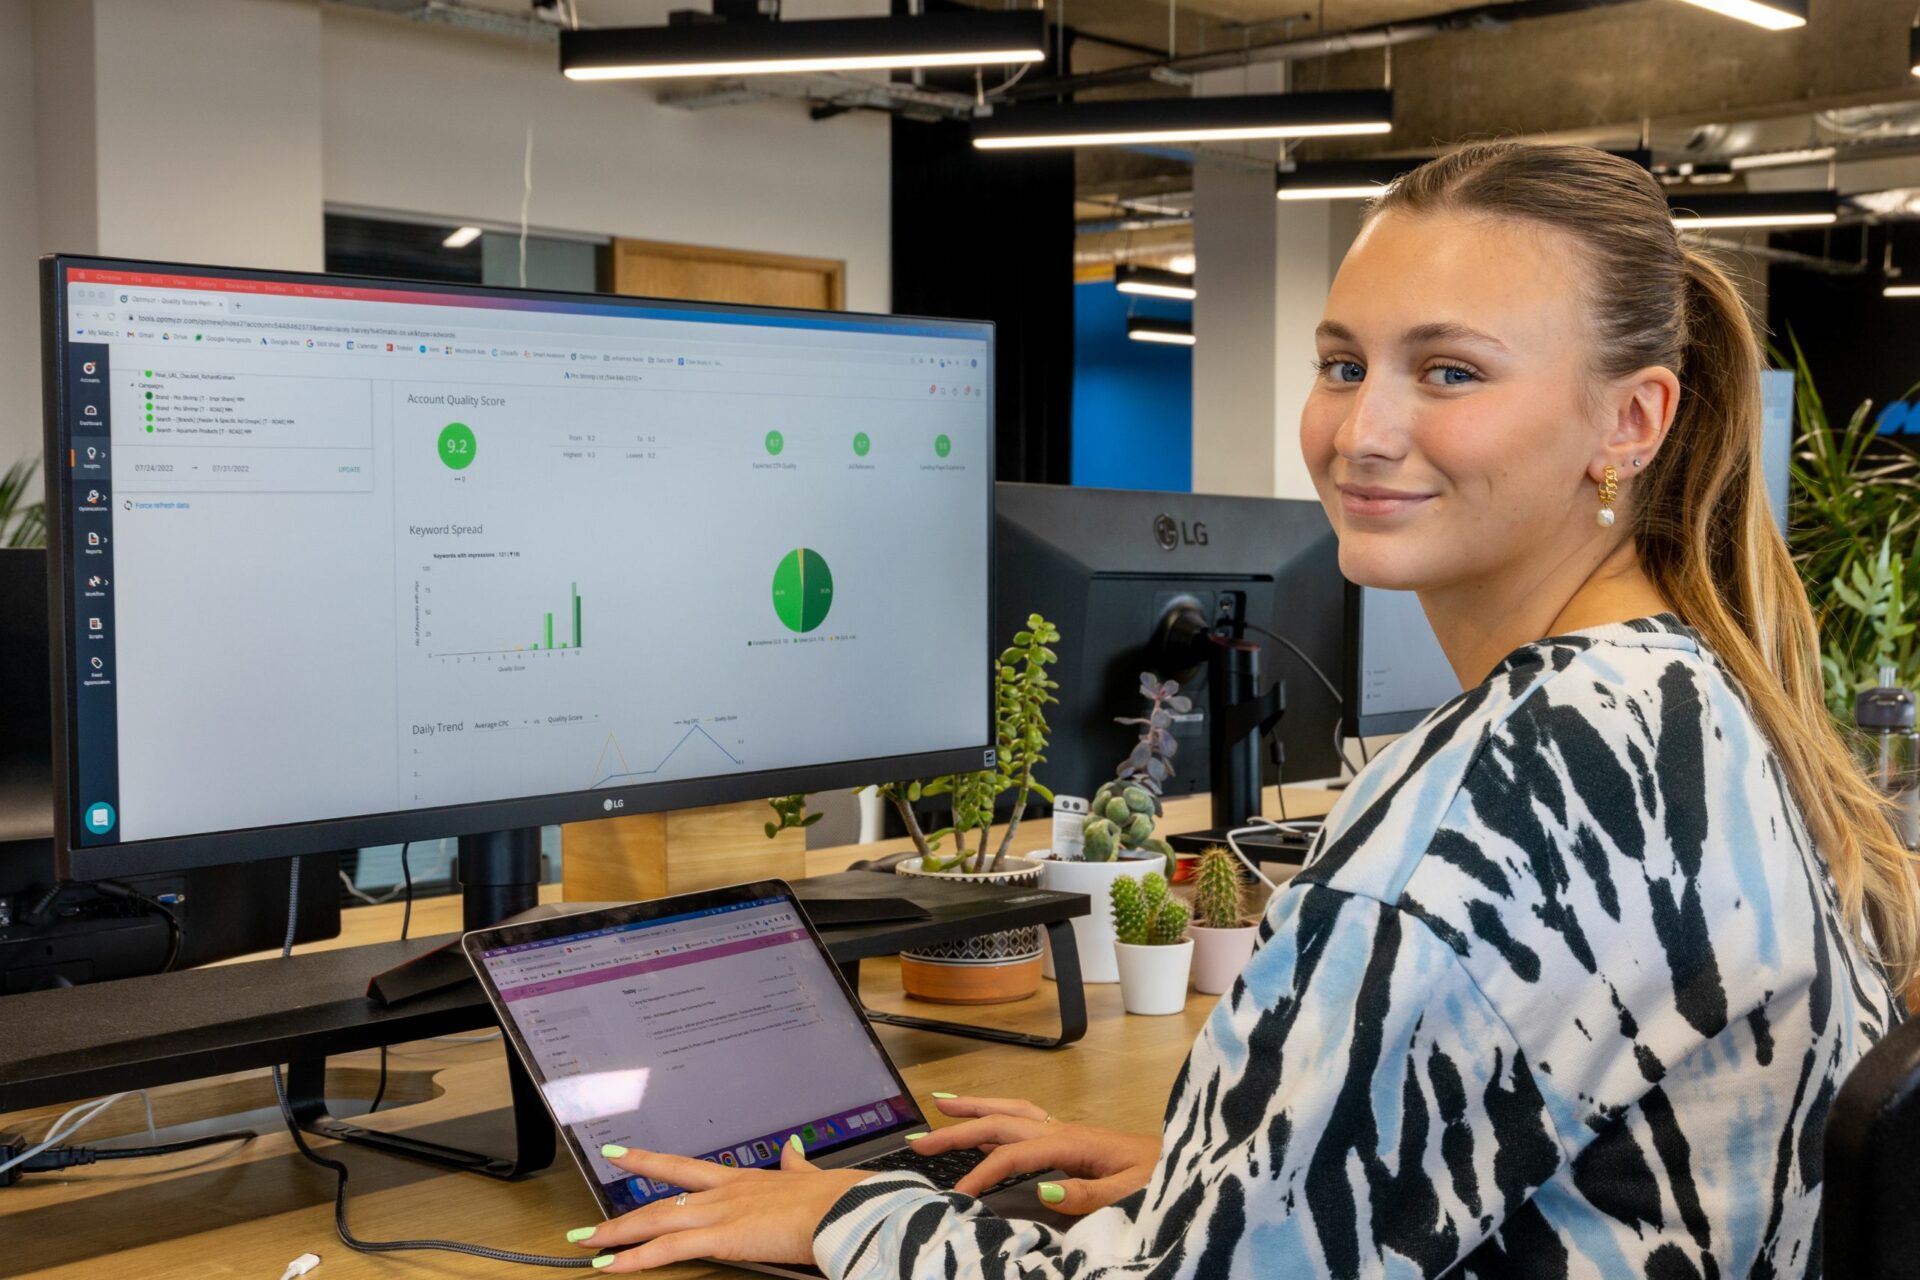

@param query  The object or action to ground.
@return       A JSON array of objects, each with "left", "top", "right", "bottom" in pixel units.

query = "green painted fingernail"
[
  {"left": 788, "top": 1133, "right": 805, "bottom": 1152},
  {"left": 591, "top": 1256, "right": 614, "bottom": 1270},
  {"left": 1038, "top": 1182, "right": 1065, "bottom": 1205},
  {"left": 904, "top": 1132, "right": 929, "bottom": 1142},
  {"left": 930, "top": 1092, "right": 958, "bottom": 1099},
  {"left": 600, "top": 1144, "right": 628, "bottom": 1158},
  {"left": 567, "top": 1228, "right": 596, "bottom": 1244}
]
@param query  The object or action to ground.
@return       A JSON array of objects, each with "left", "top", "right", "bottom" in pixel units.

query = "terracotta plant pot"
[
  {"left": 1113, "top": 938, "right": 1194, "bottom": 1015},
  {"left": 1189, "top": 922, "right": 1260, "bottom": 995},
  {"left": 1036, "top": 851, "right": 1169, "bottom": 984},
  {"left": 893, "top": 856, "right": 1046, "bottom": 1005}
]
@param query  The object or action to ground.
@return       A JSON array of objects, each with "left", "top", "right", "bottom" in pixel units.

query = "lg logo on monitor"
[{"left": 1153, "top": 514, "right": 1209, "bottom": 551}]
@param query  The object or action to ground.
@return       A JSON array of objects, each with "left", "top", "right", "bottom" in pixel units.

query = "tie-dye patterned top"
[{"left": 813, "top": 614, "right": 1896, "bottom": 1279}]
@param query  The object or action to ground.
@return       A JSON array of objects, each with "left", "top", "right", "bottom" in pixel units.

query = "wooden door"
[{"left": 611, "top": 238, "right": 845, "bottom": 310}]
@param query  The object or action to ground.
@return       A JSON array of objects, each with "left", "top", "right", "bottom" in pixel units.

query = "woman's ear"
[{"left": 1594, "top": 365, "right": 1680, "bottom": 479}]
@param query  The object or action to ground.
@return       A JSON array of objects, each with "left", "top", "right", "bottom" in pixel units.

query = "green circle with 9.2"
[
  {"left": 934, "top": 434, "right": 952, "bottom": 458},
  {"left": 438, "top": 422, "right": 476, "bottom": 470},
  {"left": 765, "top": 430, "right": 784, "bottom": 456},
  {"left": 852, "top": 432, "right": 870, "bottom": 457}
]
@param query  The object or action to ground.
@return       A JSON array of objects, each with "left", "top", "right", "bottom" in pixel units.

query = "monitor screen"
[
  {"left": 1346, "top": 585, "right": 1458, "bottom": 738},
  {"left": 45, "top": 258, "right": 994, "bottom": 877},
  {"left": 1760, "top": 368, "right": 1794, "bottom": 537},
  {"left": 472, "top": 891, "right": 921, "bottom": 1214}
]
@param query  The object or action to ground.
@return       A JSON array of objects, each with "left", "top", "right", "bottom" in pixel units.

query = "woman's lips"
[{"left": 1338, "top": 486, "right": 1435, "bottom": 518}]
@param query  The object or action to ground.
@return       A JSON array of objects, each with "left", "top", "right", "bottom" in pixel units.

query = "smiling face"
[{"left": 1301, "top": 209, "right": 1614, "bottom": 596}]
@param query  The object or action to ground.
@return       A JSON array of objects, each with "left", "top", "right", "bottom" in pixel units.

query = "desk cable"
[{"left": 269, "top": 854, "right": 596, "bottom": 1268}]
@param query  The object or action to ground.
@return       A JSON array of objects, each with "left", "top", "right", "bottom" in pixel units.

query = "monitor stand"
[
  {"left": 282, "top": 827, "right": 557, "bottom": 1180},
  {"left": 1167, "top": 634, "right": 1289, "bottom": 857}
]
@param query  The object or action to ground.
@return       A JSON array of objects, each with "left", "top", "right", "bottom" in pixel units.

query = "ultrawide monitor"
[{"left": 43, "top": 256, "right": 994, "bottom": 880}]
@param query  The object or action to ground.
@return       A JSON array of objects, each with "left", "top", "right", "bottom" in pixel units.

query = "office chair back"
[{"left": 1825, "top": 1008, "right": 1920, "bottom": 1277}]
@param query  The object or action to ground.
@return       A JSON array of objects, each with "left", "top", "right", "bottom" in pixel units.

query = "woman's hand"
[
  {"left": 916, "top": 1094, "right": 1161, "bottom": 1215},
  {"left": 572, "top": 1137, "right": 870, "bottom": 1271}
]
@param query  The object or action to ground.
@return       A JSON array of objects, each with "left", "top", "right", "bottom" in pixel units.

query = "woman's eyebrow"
[
  {"left": 1403, "top": 320, "right": 1511, "bottom": 352},
  {"left": 1314, "top": 320, "right": 1356, "bottom": 343}
]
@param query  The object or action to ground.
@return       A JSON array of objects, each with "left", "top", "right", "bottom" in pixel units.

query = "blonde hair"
[{"left": 1369, "top": 141, "right": 1920, "bottom": 986}]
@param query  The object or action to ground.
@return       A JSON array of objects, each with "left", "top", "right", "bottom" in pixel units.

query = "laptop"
[{"left": 463, "top": 879, "right": 1073, "bottom": 1278}]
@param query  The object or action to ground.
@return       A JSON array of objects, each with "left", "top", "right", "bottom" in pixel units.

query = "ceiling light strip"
[
  {"left": 973, "top": 90, "right": 1392, "bottom": 151},
  {"left": 561, "top": 12, "right": 1047, "bottom": 81},
  {"left": 1673, "top": 0, "right": 1807, "bottom": 30}
]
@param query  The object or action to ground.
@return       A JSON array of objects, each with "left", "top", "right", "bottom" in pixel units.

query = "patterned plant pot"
[{"left": 894, "top": 856, "right": 1046, "bottom": 1005}]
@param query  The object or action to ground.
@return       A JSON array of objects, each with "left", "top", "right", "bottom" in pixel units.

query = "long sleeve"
[{"left": 812, "top": 884, "right": 1567, "bottom": 1280}]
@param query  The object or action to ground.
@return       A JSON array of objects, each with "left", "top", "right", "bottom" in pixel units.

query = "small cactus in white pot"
[
  {"left": 1188, "top": 847, "right": 1260, "bottom": 995},
  {"left": 1110, "top": 870, "right": 1193, "bottom": 1015}
]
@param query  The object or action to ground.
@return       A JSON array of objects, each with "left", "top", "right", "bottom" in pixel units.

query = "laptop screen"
[{"left": 476, "top": 893, "right": 921, "bottom": 1213}]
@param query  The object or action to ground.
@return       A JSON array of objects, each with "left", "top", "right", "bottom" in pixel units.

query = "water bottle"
[{"left": 1854, "top": 665, "right": 1920, "bottom": 850}]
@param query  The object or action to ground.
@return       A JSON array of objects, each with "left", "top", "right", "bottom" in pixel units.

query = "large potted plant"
[
  {"left": 0, "top": 459, "right": 46, "bottom": 548},
  {"left": 1110, "top": 870, "right": 1192, "bottom": 1015},
  {"left": 1038, "top": 673, "right": 1180, "bottom": 983},
  {"left": 1781, "top": 335, "right": 1920, "bottom": 715},
  {"left": 1187, "top": 846, "right": 1259, "bottom": 995},
  {"left": 767, "top": 615, "right": 1064, "bottom": 1004},
  {"left": 885, "top": 615, "right": 1061, "bottom": 1004}
]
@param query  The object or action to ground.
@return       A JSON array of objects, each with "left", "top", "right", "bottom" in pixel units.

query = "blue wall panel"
[{"left": 1071, "top": 280, "right": 1192, "bottom": 492}]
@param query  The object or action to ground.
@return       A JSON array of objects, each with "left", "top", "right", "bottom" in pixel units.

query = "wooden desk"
[{"left": 0, "top": 786, "right": 1336, "bottom": 1280}]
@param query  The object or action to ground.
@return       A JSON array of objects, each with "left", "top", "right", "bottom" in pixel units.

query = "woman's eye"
[
  {"left": 1320, "top": 360, "right": 1365, "bottom": 384},
  {"left": 1423, "top": 364, "right": 1478, "bottom": 387}
]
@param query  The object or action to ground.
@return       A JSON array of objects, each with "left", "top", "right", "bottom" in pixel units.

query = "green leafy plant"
[
  {"left": 1780, "top": 334, "right": 1920, "bottom": 718},
  {"left": 1191, "top": 846, "right": 1245, "bottom": 929},
  {"left": 916, "top": 614, "right": 1062, "bottom": 873},
  {"left": 0, "top": 459, "right": 46, "bottom": 549},
  {"left": 764, "top": 793, "right": 821, "bottom": 840},
  {"left": 760, "top": 614, "right": 1062, "bottom": 875},
  {"left": 1082, "top": 780, "right": 1171, "bottom": 863},
  {"left": 1110, "top": 870, "right": 1189, "bottom": 946}
]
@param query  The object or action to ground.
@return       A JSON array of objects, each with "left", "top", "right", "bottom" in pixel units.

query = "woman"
[{"left": 569, "top": 143, "right": 1915, "bottom": 1278}]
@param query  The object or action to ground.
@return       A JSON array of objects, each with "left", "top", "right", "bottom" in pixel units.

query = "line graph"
[{"left": 588, "top": 724, "right": 745, "bottom": 789}]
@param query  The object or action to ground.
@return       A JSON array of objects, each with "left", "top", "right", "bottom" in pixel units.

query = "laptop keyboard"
[{"left": 853, "top": 1144, "right": 1037, "bottom": 1197}]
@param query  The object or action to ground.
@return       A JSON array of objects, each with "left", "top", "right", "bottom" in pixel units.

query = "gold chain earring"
[{"left": 1596, "top": 464, "right": 1619, "bottom": 528}]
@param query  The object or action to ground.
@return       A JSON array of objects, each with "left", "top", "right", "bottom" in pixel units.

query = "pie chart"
[{"left": 771, "top": 548, "right": 834, "bottom": 633}]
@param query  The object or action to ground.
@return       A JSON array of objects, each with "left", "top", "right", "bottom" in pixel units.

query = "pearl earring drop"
[{"left": 1596, "top": 464, "right": 1619, "bottom": 528}]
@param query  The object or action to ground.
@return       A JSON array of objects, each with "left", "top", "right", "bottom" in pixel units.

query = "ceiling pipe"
[{"left": 997, "top": 0, "right": 1644, "bottom": 103}]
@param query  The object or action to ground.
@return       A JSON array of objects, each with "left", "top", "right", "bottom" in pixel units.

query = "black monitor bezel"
[
  {"left": 42, "top": 254, "right": 997, "bottom": 880},
  {"left": 1341, "top": 581, "right": 1444, "bottom": 739},
  {"left": 461, "top": 877, "right": 929, "bottom": 1215}
]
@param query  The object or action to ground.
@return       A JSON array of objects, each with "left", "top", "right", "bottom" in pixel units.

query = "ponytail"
[
  {"left": 1652, "top": 254, "right": 1920, "bottom": 984},
  {"left": 1373, "top": 144, "right": 1920, "bottom": 987}
]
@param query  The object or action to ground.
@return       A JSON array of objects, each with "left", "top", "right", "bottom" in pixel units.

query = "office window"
[{"left": 324, "top": 211, "right": 608, "bottom": 293}]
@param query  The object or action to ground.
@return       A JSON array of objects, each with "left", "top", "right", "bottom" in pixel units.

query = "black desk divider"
[{"left": 0, "top": 871, "right": 1090, "bottom": 1179}]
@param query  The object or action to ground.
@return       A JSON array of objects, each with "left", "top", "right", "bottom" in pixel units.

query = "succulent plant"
[
  {"left": 1114, "top": 672, "right": 1193, "bottom": 796},
  {"left": 1082, "top": 780, "right": 1172, "bottom": 863},
  {"left": 759, "top": 616, "right": 1062, "bottom": 874},
  {"left": 1192, "top": 846, "right": 1245, "bottom": 929},
  {"left": 764, "top": 793, "right": 821, "bottom": 840},
  {"left": 1111, "top": 870, "right": 1189, "bottom": 946}
]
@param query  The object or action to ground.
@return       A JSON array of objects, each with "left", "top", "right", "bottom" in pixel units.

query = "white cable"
[
  {"left": 0, "top": 1092, "right": 130, "bottom": 1176},
  {"left": 1225, "top": 817, "right": 1326, "bottom": 893},
  {"left": 278, "top": 1252, "right": 321, "bottom": 1280},
  {"left": 519, "top": 125, "right": 534, "bottom": 289}
]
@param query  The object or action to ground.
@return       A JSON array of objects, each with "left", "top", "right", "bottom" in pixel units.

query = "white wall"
[
  {"left": 320, "top": 5, "right": 892, "bottom": 313},
  {"left": 0, "top": 0, "right": 895, "bottom": 470},
  {"left": 1, "top": 0, "right": 45, "bottom": 466}
]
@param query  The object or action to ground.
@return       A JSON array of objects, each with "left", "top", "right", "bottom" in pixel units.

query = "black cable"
[
  {"left": 95, "top": 881, "right": 183, "bottom": 973},
  {"left": 1240, "top": 622, "right": 1343, "bottom": 706},
  {"left": 269, "top": 853, "right": 591, "bottom": 1268},
  {"left": 91, "top": 1131, "right": 258, "bottom": 1160},
  {"left": 367, "top": 841, "right": 411, "bottom": 1117}
]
